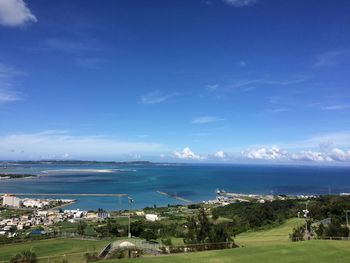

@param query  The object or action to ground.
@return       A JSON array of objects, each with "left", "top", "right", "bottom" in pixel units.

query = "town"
[{"left": 0, "top": 190, "right": 319, "bottom": 240}]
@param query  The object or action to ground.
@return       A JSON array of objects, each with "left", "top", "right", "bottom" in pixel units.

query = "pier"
[{"left": 156, "top": 190, "right": 192, "bottom": 203}]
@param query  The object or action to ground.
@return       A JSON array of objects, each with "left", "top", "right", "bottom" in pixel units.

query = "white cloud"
[
  {"left": 267, "top": 108, "right": 289, "bottom": 113},
  {"left": 315, "top": 49, "right": 350, "bottom": 67},
  {"left": 42, "top": 38, "right": 101, "bottom": 54},
  {"left": 191, "top": 116, "right": 225, "bottom": 124},
  {"left": 140, "top": 91, "right": 179, "bottom": 105},
  {"left": 0, "top": 89, "right": 22, "bottom": 102},
  {"left": 304, "top": 131, "right": 350, "bottom": 148},
  {"left": 0, "top": 63, "right": 23, "bottom": 103},
  {"left": 274, "top": 131, "right": 350, "bottom": 151},
  {"left": 0, "top": 0, "right": 37, "bottom": 27},
  {"left": 214, "top": 150, "right": 227, "bottom": 160},
  {"left": 205, "top": 84, "right": 219, "bottom": 92},
  {"left": 322, "top": 104, "right": 350, "bottom": 111},
  {"left": 329, "top": 148, "right": 350, "bottom": 162},
  {"left": 291, "top": 151, "right": 333, "bottom": 162},
  {"left": 242, "top": 146, "right": 350, "bottom": 163},
  {"left": 174, "top": 147, "right": 205, "bottom": 160},
  {"left": 0, "top": 130, "right": 165, "bottom": 160},
  {"left": 222, "top": 0, "right": 257, "bottom": 7},
  {"left": 242, "top": 146, "right": 288, "bottom": 160}
]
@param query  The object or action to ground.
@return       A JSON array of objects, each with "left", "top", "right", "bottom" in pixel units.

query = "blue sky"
[{"left": 0, "top": 0, "right": 350, "bottom": 163}]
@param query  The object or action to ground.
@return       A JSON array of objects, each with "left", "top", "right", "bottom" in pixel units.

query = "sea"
[{"left": 1, "top": 163, "right": 350, "bottom": 211}]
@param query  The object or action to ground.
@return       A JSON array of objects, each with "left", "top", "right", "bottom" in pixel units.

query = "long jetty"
[{"left": 156, "top": 190, "right": 192, "bottom": 203}]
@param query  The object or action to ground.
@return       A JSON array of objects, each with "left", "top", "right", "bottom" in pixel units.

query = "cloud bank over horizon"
[
  {"left": 0, "top": 130, "right": 165, "bottom": 160},
  {"left": 1, "top": 130, "right": 350, "bottom": 164}
]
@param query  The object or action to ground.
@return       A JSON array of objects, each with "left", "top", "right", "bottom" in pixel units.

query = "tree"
[
  {"left": 106, "top": 219, "right": 120, "bottom": 236},
  {"left": 184, "top": 216, "right": 198, "bottom": 244},
  {"left": 130, "top": 220, "right": 146, "bottom": 237},
  {"left": 325, "top": 219, "right": 349, "bottom": 237},
  {"left": 197, "top": 208, "right": 211, "bottom": 243},
  {"left": 10, "top": 251, "right": 37, "bottom": 263},
  {"left": 161, "top": 237, "right": 173, "bottom": 246},
  {"left": 140, "top": 229, "right": 157, "bottom": 241},
  {"left": 209, "top": 223, "right": 232, "bottom": 243},
  {"left": 315, "top": 223, "right": 325, "bottom": 237},
  {"left": 184, "top": 208, "right": 234, "bottom": 247},
  {"left": 76, "top": 220, "right": 87, "bottom": 235},
  {"left": 290, "top": 225, "right": 305, "bottom": 242}
]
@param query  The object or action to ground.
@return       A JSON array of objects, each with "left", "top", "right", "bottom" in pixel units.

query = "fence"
[
  {"left": 0, "top": 233, "right": 109, "bottom": 246},
  {"left": 163, "top": 241, "right": 235, "bottom": 254},
  {"left": 0, "top": 250, "right": 95, "bottom": 263},
  {"left": 291, "top": 236, "right": 350, "bottom": 242}
]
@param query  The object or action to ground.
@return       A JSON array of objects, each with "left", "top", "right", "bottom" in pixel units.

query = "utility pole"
[
  {"left": 346, "top": 210, "right": 350, "bottom": 228},
  {"left": 128, "top": 197, "right": 133, "bottom": 238},
  {"left": 303, "top": 201, "right": 310, "bottom": 239}
]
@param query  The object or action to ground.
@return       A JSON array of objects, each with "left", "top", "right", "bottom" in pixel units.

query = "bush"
[
  {"left": 84, "top": 252, "right": 99, "bottom": 262},
  {"left": 325, "top": 219, "right": 349, "bottom": 237},
  {"left": 76, "top": 220, "right": 87, "bottom": 235},
  {"left": 290, "top": 225, "right": 305, "bottom": 242},
  {"left": 161, "top": 237, "right": 173, "bottom": 246},
  {"left": 108, "top": 249, "right": 126, "bottom": 259},
  {"left": 10, "top": 251, "right": 37, "bottom": 263}
]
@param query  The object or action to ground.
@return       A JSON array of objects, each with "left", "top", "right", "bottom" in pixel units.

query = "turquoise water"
[{"left": 1, "top": 163, "right": 350, "bottom": 210}]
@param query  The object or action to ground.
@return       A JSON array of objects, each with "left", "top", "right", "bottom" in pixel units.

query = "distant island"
[
  {"left": 0, "top": 173, "right": 36, "bottom": 179},
  {"left": 0, "top": 160, "right": 153, "bottom": 165}
]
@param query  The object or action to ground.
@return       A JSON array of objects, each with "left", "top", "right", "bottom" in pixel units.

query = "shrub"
[
  {"left": 84, "top": 252, "right": 99, "bottom": 262},
  {"left": 10, "top": 251, "right": 37, "bottom": 263}
]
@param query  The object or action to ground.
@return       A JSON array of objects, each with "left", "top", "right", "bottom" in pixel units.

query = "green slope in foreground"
[
  {"left": 104, "top": 240, "right": 350, "bottom": 263},
  {"left": 235, "top": 217, "right": 305, "bottom": 246},
  {"left": 102, "top": 218, "right": 350, "bottom": 263},
  {"left": 1, "top": 218, "right": 350, "bottom": 263}
]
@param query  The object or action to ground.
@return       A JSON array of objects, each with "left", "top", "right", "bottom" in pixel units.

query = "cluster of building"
[
  {"left": 0, "top": 208, "right": 110, "bottom": 237},
  {"left": 1, "top": 194, "right": 73, "bottom": 209},
  {"left": 204, "top": 190, "right": 318, "bottom": 206},
  {"left": 0, "top": 194, "right": 112, "bottom": 238}
]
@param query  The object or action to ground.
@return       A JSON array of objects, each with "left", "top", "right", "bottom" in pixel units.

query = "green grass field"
[
  {"left": 0, "top": 238, "right": 112, "bottom": 262},
  {"left": 102, "top": 218, "right": 350, "bottom": 263},
  {"left": 103, "top": 240, "right": 350, "bottom": 263},
  {"left": 235, "top": 217, "right": 305, "bottom": 246},
  {"left": 1, "top": 218, "right": 350, "bottom": 263}
]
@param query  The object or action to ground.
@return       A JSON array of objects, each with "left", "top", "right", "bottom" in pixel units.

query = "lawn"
[
  {"left": 102, "top": 240, "right": 350, "bottom": 263},
  {"left": 101, "top": 217, "right": 350, "bottom": 262},
  {"left": 235, "top": 217, "right": 305, "bottom": 246},
  {"left": 0, "top": 238, "right": 112, "bottom": 262},
  {"left": 1, "top": 218, "right": 349, "bottom": 263}
]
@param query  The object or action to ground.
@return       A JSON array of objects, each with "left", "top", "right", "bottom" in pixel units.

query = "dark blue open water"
[{"left": 1, "top": 163, "right": 350, "bottom": 210}]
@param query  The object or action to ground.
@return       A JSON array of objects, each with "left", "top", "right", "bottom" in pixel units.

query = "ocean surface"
[{"left": 1, "top": 163, "right": 350, "bottom": 211}]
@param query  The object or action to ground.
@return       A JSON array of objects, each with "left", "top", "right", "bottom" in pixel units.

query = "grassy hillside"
[
  {"left": 235, "top": 217, "right": 305, "bottom": 246},
  {"left": 103, "top": 240, "right": 350, "bottom": 263},
  {"left": 1, "top": 218, "right": 349, "bottom": 263}
]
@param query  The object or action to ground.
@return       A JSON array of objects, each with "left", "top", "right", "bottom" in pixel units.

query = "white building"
[
  {"left": 22, "top": 199, "right": 49, "bottom": 209},
  {"left": 145, "top": 214, "right": 159, "bottom": 222},
  {"left": 2, "top": 195, "right": 21, "bottom": 208}
]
